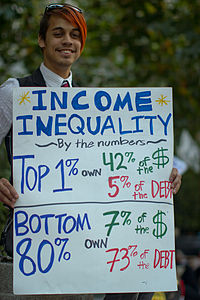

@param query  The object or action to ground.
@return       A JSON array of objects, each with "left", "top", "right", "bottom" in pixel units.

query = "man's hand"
[
  {"left": 0, "top": 178, "right": 19, "bottom": 208},
  {"left": 169, "top": 168, "right": 182, "bottom": 194}
]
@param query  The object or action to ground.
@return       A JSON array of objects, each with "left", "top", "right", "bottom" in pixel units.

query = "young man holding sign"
[{"left": 0, "top": 3, "right": 181, "bottom": 300}]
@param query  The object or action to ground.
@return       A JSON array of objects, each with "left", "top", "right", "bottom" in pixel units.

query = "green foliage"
[
  {"left": 0, "top": 0, "right": 200, "bottom": 233},
  {"left": 0, "top": 0, "right": 45, "bottom": 81}
]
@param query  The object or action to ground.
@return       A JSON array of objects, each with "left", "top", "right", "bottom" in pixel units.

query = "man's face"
[{"left": 38, "top": 15, "right": 82, "bottom": 78}]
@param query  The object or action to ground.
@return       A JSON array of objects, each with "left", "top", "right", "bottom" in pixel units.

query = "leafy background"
[{"left": 0, "top": 0, "right": 199, "bottom": 237}]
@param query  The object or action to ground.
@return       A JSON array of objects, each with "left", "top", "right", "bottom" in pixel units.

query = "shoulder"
[
  {"left": 0, "top": 77, "right": 19, "bottom": 89},
  {"left": 18, "top": 68, "right": 46, "bottom": 87},
  {"left": 0, "top": 78, "right": 19, "bottom": 106}
]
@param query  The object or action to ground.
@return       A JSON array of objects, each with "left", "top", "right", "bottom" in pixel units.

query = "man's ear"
[{"left": 38, "top": 35, "right": 45, "bottom": 49}]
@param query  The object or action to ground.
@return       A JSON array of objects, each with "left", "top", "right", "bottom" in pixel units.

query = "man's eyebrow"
[
  {"left": 51, "top": 27, "right": 80, "bottom": 32},
  {"left": 52, "top": 27, "right": 64, "bottom": 31}
]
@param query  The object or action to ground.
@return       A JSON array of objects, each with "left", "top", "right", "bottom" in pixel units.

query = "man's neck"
[
  {"left": 43, "top": 62, "right": 71, "bottom": 79},
  {"left": 40, "top": 63, "right": 73, "bottom": 87}
]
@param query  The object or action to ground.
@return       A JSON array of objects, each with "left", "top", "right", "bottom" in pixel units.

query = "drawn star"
[
  {"left": 155, "top": 94, "right": 171, "bottom": 106},
  {"left": 17, "top": 91, "right": 31, "bottom": 104}
]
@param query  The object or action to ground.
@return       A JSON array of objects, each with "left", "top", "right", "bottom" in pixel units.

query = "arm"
[
  {"left": 0, "top": 78, "right": 19, "bottom": 144},
  {"left": 0, "top": 78, "right": 20, "bottom": 208}
]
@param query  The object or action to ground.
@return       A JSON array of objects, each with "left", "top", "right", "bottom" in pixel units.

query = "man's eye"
[
  {"left": 54, "top": 33, "right": 62, "bottom": 37},
  {"left": 71, "top": 32, "right": 81, "bottom": 38}
]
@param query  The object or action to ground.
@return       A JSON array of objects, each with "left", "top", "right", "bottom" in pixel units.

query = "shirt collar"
[{"left": 40, "top": 63, "right": 73, "bottom": 87}]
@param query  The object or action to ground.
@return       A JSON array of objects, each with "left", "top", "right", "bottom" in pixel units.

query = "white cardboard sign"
[{"left": 13, "top": 87, "right": 176, "bottom": 295}]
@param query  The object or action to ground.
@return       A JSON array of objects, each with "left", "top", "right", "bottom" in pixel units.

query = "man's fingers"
[
  {"left": 169, "top": 168, "right": 182, "bottom": 194},
  {"left": 0, "top": 178, "right": 19, "bottom": 198},
  {"left": 0, "top": 190, "right": 15, "bottom": 208},
  {"left": 0, "top": 178, "right": 19, "bottom": 208},
  {"left": 169, "top": 168, "right": 178, "bottom": 180}
]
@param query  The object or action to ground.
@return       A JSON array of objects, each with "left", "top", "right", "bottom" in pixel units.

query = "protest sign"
[{"left": 13, "top": 87, "right": 176, "bottom": 294}]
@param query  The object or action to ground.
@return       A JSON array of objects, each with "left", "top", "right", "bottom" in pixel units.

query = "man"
[{"left": 0, "top": 3, "right": 181, "bottom": 300}]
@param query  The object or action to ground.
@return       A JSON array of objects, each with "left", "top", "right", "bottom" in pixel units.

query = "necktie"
[{"left": 61, "top": 80, "right": 69, "bottom": 87}]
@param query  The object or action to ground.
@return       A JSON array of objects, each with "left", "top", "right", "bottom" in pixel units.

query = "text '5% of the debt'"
[{"left": 107, "top": 176, "right": 173, "bottom": 200}]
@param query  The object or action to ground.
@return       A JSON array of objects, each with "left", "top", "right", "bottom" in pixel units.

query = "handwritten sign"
[{"left": 13, "top": 87, "right": 177, "bottom": 295}]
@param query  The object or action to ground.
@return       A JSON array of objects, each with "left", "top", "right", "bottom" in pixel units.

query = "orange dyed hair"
[{"left": 39, "top": 5, "right": 87, "bottom": 53}]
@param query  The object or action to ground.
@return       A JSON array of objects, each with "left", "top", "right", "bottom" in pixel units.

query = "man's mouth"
[{"left": 58, "top": 49, "right": 74, "bottom": 54}]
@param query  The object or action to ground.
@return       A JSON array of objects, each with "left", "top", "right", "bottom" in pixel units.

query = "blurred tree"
[
  {"left": 0, "top": 0, "right": 47, "bottom": 81},
  {"left": 0, "top": 0, "right": 200, "bottom": 233}
]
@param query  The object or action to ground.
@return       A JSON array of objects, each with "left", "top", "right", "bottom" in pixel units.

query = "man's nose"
[{"left": 62, "top": 33, "right": 72, "bottom": 45}]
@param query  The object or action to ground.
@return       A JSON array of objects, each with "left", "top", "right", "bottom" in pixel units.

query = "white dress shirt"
[{"left": 0, "top": 63, "right": 73, "bottom": 144}]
